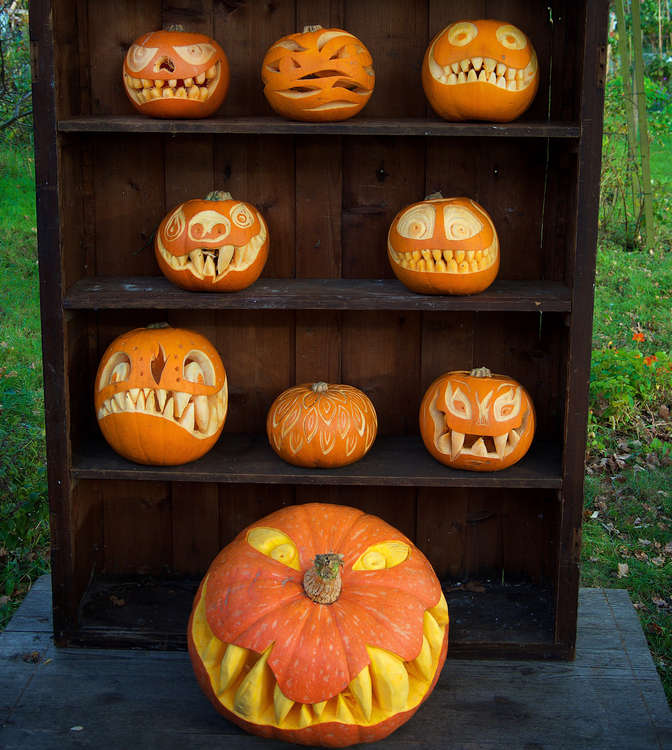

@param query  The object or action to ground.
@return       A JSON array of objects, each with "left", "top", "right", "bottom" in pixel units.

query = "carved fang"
[
  {"left": 430, "top": 592, "right": 449, "bottom": 626},
  {"left": 313, "top": 700, "right": 327, "bottom": 716},
  {"left": 494, "top": 433, "right": 508, "bottom": 457},
  {"left": 273, "top": 683, "right": 294, "bottom": 724},
  {"left": 233, "top": 648, "right": 272, "bottom": 718},
  {"left": 349, "top": 665, "right": 373, "bottom": 720},
  {"left": 451, "top": 430, "right": 465, "bottom": 457},
  {"left": 423, "top": 610, "right": 444, "bottom": 654},
  {"left": 367, "top": 646, "right": 409, "bottom": 712},
  {"left": 413, "top": 635, "right": 433, "bottom": 680},
  {"left": 219, "top": 643, "right": 247, "bottom": 693},
  {"left": 471, "top": 437, "right": 488, "bottom": 457}
]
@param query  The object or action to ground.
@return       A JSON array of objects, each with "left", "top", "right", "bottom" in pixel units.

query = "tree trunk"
[{"left": 631, "top": 0, "right": 655, "bottom": 250}]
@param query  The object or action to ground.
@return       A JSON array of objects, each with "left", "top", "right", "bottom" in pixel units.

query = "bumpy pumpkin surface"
[
  {"left": 262, "top": 25, "right": 375, "bottom": 121},
  {"left": 123, "top": 27, "right": 229, "bottom": 118},
  {"left": 267, "top": 382, "right": 377, "bottom": 468},
  {"left": 155, "top": 191, "right": 269, "bottom": 292},
  {"left": 422, "top": 19, "right": 538, "bottom": 122},
  {"left": 188, "top": 503, "right": 449, "bottom": 747},
  {"left": 94, "top": 326, "right": 227, "bottom": 465},
  {"left": 388, "top": 195, "right": 499, "bottom": 295},
  {"left": 419, "top": 367, "right": 535, "bottom": 471}
]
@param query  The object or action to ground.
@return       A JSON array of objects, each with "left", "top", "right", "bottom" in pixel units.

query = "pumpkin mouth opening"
[
  {"left": 428, "top": 48, "right": 537, "bottom": 91},
  {"left": 191, "top": 577, "right": 448, "bottom": 730},
  {"left": 388, "top": 241, "right": 497, "bottom": 274},
  {"left": 156, "top": 217, "right": 267, "bottom": 281},
  {"left": 97, "top": 383, "right": 227, "bottom": 438},
  {"left": 434, "top": 408, "right": 531, "bottom": 460},
  {"left": 123, "top": 60, "right": 222, "bottom": 104}
]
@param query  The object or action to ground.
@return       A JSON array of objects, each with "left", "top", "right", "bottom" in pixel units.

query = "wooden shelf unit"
[{"left": 30, "top": 0, "right": 608, "bottom": 661}]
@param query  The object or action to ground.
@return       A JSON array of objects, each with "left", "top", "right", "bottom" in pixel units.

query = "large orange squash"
[
  {"left": 94, "top": 325, "right": 227, "bottom": 465},
  {"left": 261, "top": 25, "right": 375, "bottom": 122},
  {"left": 266, "top": 382, "right": 377, "bottom": 468},
  {"left": 422, "top": 19, "right": 538, "bottom": 122},
  {"left": 123, "top": 26, "right": 229, "bottom": 118},
  {"left": 419, "top": 367, "right": 535, "bottom": 471},
  {"left": 188, "top": 503, "right": 449, "bottom": 747},
  {"left": 155, "top": 191, "right": 269, "bottom": 292},
  {"left": 388, "top": 195, "right": 499, "bottom": 295}
]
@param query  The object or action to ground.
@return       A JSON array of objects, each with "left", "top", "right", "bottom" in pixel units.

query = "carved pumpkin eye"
[
  {"left": 98, "top": 352, "right": 131, "bottom": 390},
  {"left": 183, "top": 350, "right": 216, "bottom": 386},
  {"left": 496, "top": 24, "right": 527, "bottom": 50},
  {"left": 446, "top": 384, "right": 473, "bottom": 420},
  {"left": 353, "top": 541, "right": 410, "bottom": 570},
  {"left": 443, "top": 205, "right": 483, "bottom": 240},
  {"left": 230, "top": 203, "right": 254, "bottom": 229},
  {"left": 126, "top": 44, "right": 158, "bottom": 72},
  {"left": 447, "top": 21, "right": 478, "bottom": 47},
  {"left": 396, "top": 205, "right": 435, "bottom": 240},
  {"left": 164, "top": 207, "right": 186, "bottom": 241},
  {"left": 188, "top": 210, "right": 231, "bottom": 243},
  {"left": 173, "top": 43, "right": 217, "bottom": 65},
  {"left": 247, "top": 527, "right": 301, "bottom": 570},
  {"left": 493, "top": 386, "right": 522, "bottom": 421}
]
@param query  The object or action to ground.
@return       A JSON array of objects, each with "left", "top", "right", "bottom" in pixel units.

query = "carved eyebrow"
[{"left": 495, "top": 382, "right": 517, "bottom": 393}]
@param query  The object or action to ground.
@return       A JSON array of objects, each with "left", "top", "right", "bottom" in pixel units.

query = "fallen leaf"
[
  {"left": 633, "top": 602, "right": 645, "bottom": 610},
  {"left": 651, "top": 556, "right": 665, "bottom": 567},
  {"left": 638, "top": 538, "right": 652, "bottom": 546},
  {"left": 664, "top": 541, "right": 672, "bottom": 555},
  {"left": 591, "top": 510, "right": 600, "bottom": 519},
  {"left": 634, "top": 550, "right": 649, "bottom": 561},
  {"left": 617, "top": 562, "right": 629, "bottom": 578},
  {"left": 109, "top": 595, "right": 126, "bottom": 607},
  {"left": 651, "top": 595, "right": 667, "bottom": 607},
  {"left": 647, "top": 622, "right": 663, "bottom": 635}
]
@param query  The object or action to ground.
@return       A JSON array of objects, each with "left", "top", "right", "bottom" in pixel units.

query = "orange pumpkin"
[
  {"left": 188, "top": 503, "right": 449, "bottom": 747},
  {"left": 419, "top": 367, "right": 535, "bottom": 471},
  {"left": 94, "top": 325, "right": 227, "bottom": 465},
  {"left": 123, "top": 26, "right": 229, "bottom": 118},
  {"left": 155, "top": 191, "right": 269, "bottom": 292},
  {"left": 388, "top": 195, "right": 499, "bottom": 295},
  {"left": 422, "top": 20, "right": 538, "bottom": 122},
  {"left": 266, "top": 382, "right": 377, "bottom": 468},
  {"left": 261, "top": 25, "right": 375, "bottom": 122}
]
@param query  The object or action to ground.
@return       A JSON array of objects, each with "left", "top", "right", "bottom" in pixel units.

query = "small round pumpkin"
[
  {"left": 261, "top": 25, "right": 375, "bottom": 122},
  {"left": 422, "top": 19, "right": 538, "bottom": 122},
  {"left": 94, "top": 325, "right": 228, "bottom": 465},
  {"left": 266, "top": 382, "right": 377, "bottom": 468},
  {"left": 155, "top": 191, "right": 269, "bottom": 292},
  {"left": 188, "top": 502, "right": 449, "bottom": 747},
  {"left": 123, "top": 25, "right": 229, "bottom": 118},
  {"left": 419, "top": 367, "right": 535, "bottom": 471},
  {"left": 388, "top": 194, "right": 499, "bottom": 295}
]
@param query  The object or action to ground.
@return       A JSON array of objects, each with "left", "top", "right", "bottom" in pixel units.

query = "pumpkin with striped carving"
[{"left": 188, "top": 503, "right": 449, "bottom": 747}]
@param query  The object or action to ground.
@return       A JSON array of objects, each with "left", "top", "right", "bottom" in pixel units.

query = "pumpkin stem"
[
  {"left": 424, "top": 191, "right": 444, "bottom": 201},
  {"left": 163, "top": 23, "right": 185, "bottom": 32},
  {"left": 146, "top": 322, "right": 172, "bottom": 329},
  {"left": 303, "top": 553, "right": 344, "bottom": 604},
  {"left": 205, "top": 190, "right": 232, "bottom": 202},
  {"left": 311, "top": 381, "right": 329, "bottom": 394},
  {"left": 470, "top": 366, "right": 492, "bottom": 378},
  {"left": 303, "top": 24, "right": 323, "bottom": 32}
]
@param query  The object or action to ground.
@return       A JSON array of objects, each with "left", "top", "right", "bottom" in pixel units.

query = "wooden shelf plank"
[
  {"left": 72, "top": 434, "right": 562, "bottom": 488},
  {"left": 63, "top": 277, "right": 572, "bottom": 312},
  {"left": 57, "top": 116, "right": 581, "bottom": 138}
]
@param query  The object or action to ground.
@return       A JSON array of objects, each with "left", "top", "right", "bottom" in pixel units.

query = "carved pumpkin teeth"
[
  {"left": 451, "top": 62, "right": 459, "bottom": 74},
  {"left": 496, "top": 76, "right": 506, "bottom": 89},
  {"left": 483, "top": 57, "right": 496, "bottom": 73},
  {"left": 195, "top": 395, "right": 210, "bottom": 432},
  {"left": 174, "top": 391, "right": 191, "bottom": 420},
  {"left": 217, "top": 245, "right": 235, "bottom": 274},
  {"left": 478, "top": 70, "right": 487, "bottom": 83},
  {"left": 196, "top": 72, "right": 206, "bottom": 85},
  {"left": 349, "top": 665, "right": 373, "bottom": 720},
  {"left": 459, "top": 59, "right": 470, "bottom": 72},
  {"left": 367, "top": 646, "right": 409, "bottom": 713},
  {"left": 413, "top": 635, "right": 433, "bottom": 680},
  {"left": 273, "top": 683, "right": 294, "bottom": 724},
  {"left": 451, "top": 430, "right": 465, "bottom": 457},
  {"left": 219, "top": 643, "right": 247, "bottom": 693},
  {"left": 496, "top": 63, "right": 507, "bottom": 77},
  {"left": 509, "top": 428, "right": 520, "bottom": 447},
  {"left": 457, "top": 71, "right": 466, "bottom": 84},
  {"left": 189, "top": 249, "right": 205, "bottom": 274},
  {"left": 206, "top": 64, "right": 218, "bottom": 79},
  {"left": 113, "top": 392, "right": 126, "bottom": 411},
  {"left": 471, "top": 56, "right": 483, "bottom": 71},
  {"left": 156, "top": 388, "right": 167, "bottom": 412},
  {"left": 145, "top": 389, "right": 156, "bottom": 412},
  {"left": 128, "top": 387, "right": 140, "bottom": 404},
  {"left": 163, "top": 394, "right": 174, "bottom": 417},
  {"left": 203, "top": 254, "right": 216, "bottom": 277},
  {"left": 494, "top": 432, "right": 508, "bottom": 457},
  {"left": 233, "top": 647, "right": 272, "bottom": 719},
  {"left": 467, "top": 69, "right": 477, "bottom": 83}
]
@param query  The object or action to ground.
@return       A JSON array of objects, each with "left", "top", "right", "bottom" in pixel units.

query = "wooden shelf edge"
[
  {"left": 57, "top": 115, "right": 582, "bottom": 138},
  {"left": 71, "top": 434, "right": 563, "bottom": 488},
  {"left": 63, "top": 277, "right": 572, "bottom": 312}
]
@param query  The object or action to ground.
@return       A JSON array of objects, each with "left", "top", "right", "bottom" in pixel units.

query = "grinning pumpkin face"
[
  {"left": 388, "top": 196, "right": 499, "bottom": 295},
  {"left": 155, "top": 192, "right": 269, "bottom": 292},
  {"left": 123, "top": 28, "right": 229, "bottom": 118},
  {"left": 188, "top": 503, "right": 448, "bottom": 747},
  {"left": 419, "top": 367, "right": 535, "bottom": 471},
  {"left": 261, "top": 25, "right": 375, "bottom": 122},
  {"left": 94, "top": 326, "right": 228, "bottom": 466},
  {"left": 422, "top": 19, "right": 538, "bottom": 122}
]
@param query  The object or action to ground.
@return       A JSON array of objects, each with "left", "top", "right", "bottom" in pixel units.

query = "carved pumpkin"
[
  {"left": 419, "top": 367, "right": 535, "bottom": 471},
  {"left": 155, "top": 191, "right": 269, "bottom": 292},
  {"left": 123, "top": 26, "right": 229, "bottom": 118},
  {"left": 94, "top": 325, "right": 227, "bottom": 465},
  {"left": 188, "top": 503, "right": 449, "bottom": 747},
  {"left": 266, "top": 382, "right": 377, "bottom": 468},
  {"left": 261, "top": 25, "right": 375, "bottom": 122},
  {"left": 388, "top": 195, "right": 499, "bottom": 295},
  {"left": 422, "top": 20, "right": 539, "bottom": 122}
]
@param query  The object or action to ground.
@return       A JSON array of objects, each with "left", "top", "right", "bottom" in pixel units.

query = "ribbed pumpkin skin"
[
  {"left": 187, "top": 503, "right": 449, "bottom": 747},
  {"left": 266, "top": 383, "right": 377, "bottom": 467},
  {"left": 94, "top": 327, "right": 227, "bottom": 465},
  {"left": 422, "top": 19, "right": 538, "bottom": 122},
  {"left": 261, "top": 27, "right": 375, "bottom": 122}
]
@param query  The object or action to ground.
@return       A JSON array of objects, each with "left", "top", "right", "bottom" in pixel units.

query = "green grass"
[{"left": 0, "top": 145, "right": 49, "bottom": 627}]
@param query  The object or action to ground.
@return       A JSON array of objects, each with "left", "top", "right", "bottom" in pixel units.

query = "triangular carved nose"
[{"left": 151, "top": 345, "right": 167, "bottom": 385}]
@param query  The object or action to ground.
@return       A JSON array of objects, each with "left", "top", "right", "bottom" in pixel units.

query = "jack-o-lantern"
[
  {"left": 155, "top": 191, "right": 269, "bottom": 292},
  {"left": 123, "top": 25, "right": 229, "bottom": 118},
  {"left": 188, "top": 503, "right": 449, "bottom": 747},
  {"left": 94, "top": 325, "right": 228, "bottom": 465},
  {"left": 261, "top": 25, "right": 375, "bottom": 122},
  {"left": 267, "top": 382, "right": 377, "bottom": 468},
  {"left": 419, "top": 367, "right": 535, "bottom": 471},
  {"left": 422, "top": 20, "right": 539, "bottom": 122},
  {"left": 388, "top": 195, "right": 499, "bottom": 295}
]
